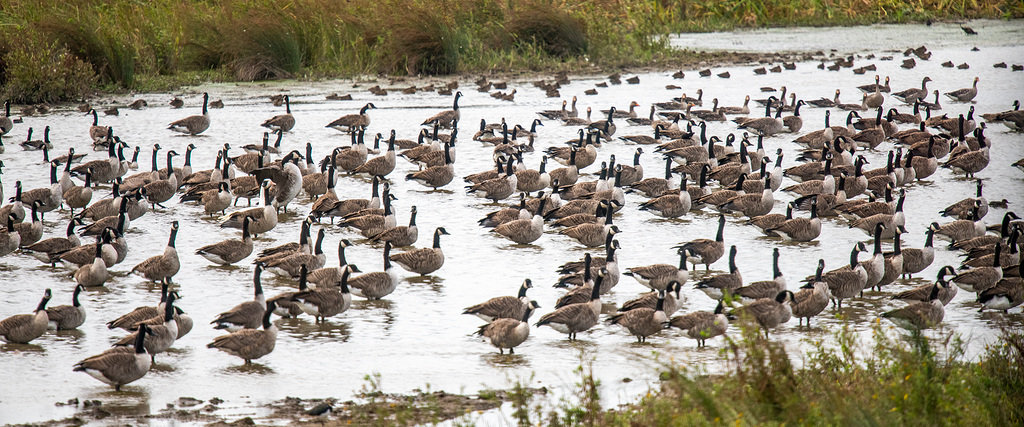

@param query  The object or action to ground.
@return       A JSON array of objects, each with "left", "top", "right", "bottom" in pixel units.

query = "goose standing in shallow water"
[
  {"left": 167, "top": 92, "right": 210, "bottom": 135},
  {"left": 389, "top": 227, "right": 449, "bottom": 275},
  {"left": 674, "top": 214, "right": 726, "bottom": 270},
  {"left": 208, "top": 301, "right": 278, "bottom": 364},
  {"left": 347, "top": 242, "right": 400, "bottom": 300},
  {"left": 327, "top": 103, "right": 375, "bottom": 133},
  {"left": 261, "top": 95, "right": 295, "bottom": 132},
  {"left": 130, "top": 221, "right": 180, "bottom": 284},
  {"left": 464, "top": 279, "right": 538, "bottom": 323},
  {"left": 608, "top": 291, "right": 669, "bottom": 342},
  {"left": 881, "top": 285, "right": 944, "bottom": 330},
  {"left": 791, "top": 260, "right": 830, "bottom": 326},
  {"left": 211, "top": 266, "right": 267, "bottom": 331},
  {"left": 46, "top": 285, "right": 86, "bottom": 330},
  {"left": 536, "top": 269, "right": 606, "bottom": 340},
  {"left": 476, "top": 301, "right": 537, "bottom": 354},
  {"left": 74, "top": 323, "right": 150, "bottom": 391},
  {"left": 667, "top": 300, "right": 728, "bottom": 347},
  {"left": 731, "top": 291, "right": 794, "bottom": 339},
  {"left": 0, "top": 289, "right": 51, "bottom": 343}
]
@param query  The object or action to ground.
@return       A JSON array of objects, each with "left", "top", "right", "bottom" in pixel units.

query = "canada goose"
[
  {"left": 719, "top": 172, "right": 773, "bottom": 217},
  {"left": 479, "top": 194, "right": 530, "bottom": 228},
  {"left": 736, "top": 98, "right": 784, "bottom": 136},
  {"left": 941, "top": 179, "right": 988, "bottom": 220},
  {"left": 942, "top": 131, "right": 990, "bottom": 178},
  {"left": 820, "top": 242, "right": 869, "bottom": 308},
  {"left": 220, "top": 182, "right": 278, "bottom": 236},
  {"left": 74, "top": 323, "right": 151, "bottom": 391},
  {"left": 624, "top": 247, "right": 692, "bottom": 291},
  {"left": 608, "top": 291, "right": 668, "bottom": 343},
  {"left": 511, "top": 155, "right": 551, "bottom": 193},
  {"left": 892, "top": 266, "right": 958, "bottom": 305},
  {"left": 130, "top": 221, "right": 180, "bottom": 284},
  {"left": 791, "top": 260, "right": 829, "bottom": 326},
  {"left": 388, "top": 227, "right": 449, "bottom": 275},
  {"left": 638, "top": 172, "right": 691, "bottom": 218},
  {"left": 421, "top": 91, "right": 462, "bottom": 128},
  {"left": 252, "top": 151, "right": 304, "bottom": 212},
  {"left": 306, "top": 239, "right": 355, "bottom": 286},
  {"left": 369, "top": 206, "right": 419, "bottom": 247},
  {"left": 766, "top": 199, "right": 821, "bottom": 242},
  {"left": 467, "top": 156, "right": 518, "bottom": 202},
  {"left": 0, "top": 101, "right": 12, "bottom": 135},
  {"left": 901, "top": 227, "right": 936, "bottom": 278},
  {"left": 167, "top": 92, "right": 210, "bottom": 135},
  {"left": 784, "top": 157, "right": 835, "bottom": 196},
  {"left": 627, "top": 157, "right": 675, "bottom": 198},
  {"left": 881, "top": 285, "right": 944, "bottom": 330},
  {"left": 464, "top": 279, "right": 538, "bottom": 323},
  {"left": 695, "top": 246, "right": 742, "bottom": 300},
  {"left": 732, "top": 291, "right": 794, "bottom": 338},
  {"left": 43, "top": 284, "right": 87, "bottom": 330},
  {"left": 348, "top": 242, "right": 399, "bottom": 300},
  {"left": 875, "top": 226, "right": 907, "bottom": 289},
  {"left": 849, "top": 191, "right": 906, "bottom": 238},
  {"left": 10, "top": 200, "right": 42, "bottom": 247},
  {"left": 293, "top": 265, "right": 359, "bottom": 322},
  {"left": 748, "top": 203, "right": 793, "bottom": 237},
  {"left": 338, "top": 188, "right": 396, "bottom": 238},
  {"left": 261, "top": 95, "right": 295, "bottom": 131},
  {"left": 196, "top": 216, "right": 254, "bottom": 265},
  {"left": 86, "top": 109, "right": 108, "bottom": 142},
  {"left": 330, "top": 131, "right": 371, "bottom": 172},
  {"left": 142, "top": 149, "right": 179, "bottom": 208},
  {"left": 326, "top": 102, "right": 375, "bottom": 132},
  {"left": 21, "top": 162, "right": 63, "bottom": 218},
  {"left": 735, "top": 248, "right": 786, "bottom": 303},
  {"left": 977, "top": 264, "right": 1024, "bottom": 312},
  {"left": 353, "top": 131, "right": 397, "bottom": 178},
  {"left": 208, "top": 300, "right": 278, "bottom": 364},
  {"left": 54, "top": 227, "right": 118, "bottom": 268},
  {"left": 559, "top": 204, "right": 619, "bottom": 247},
  {"left": 536, "top": 269, "right": 605, "bottom": 340},
  {"left": 20, "top": 126, "right": 53, "bottom": 151},
  {"left": 24, "top": 218, "right": 82, "bottom": 265},
  {"left": 675, "top": 214, "right": 726, "bottom": 270},
  {"left": 262, "top": 228, "right": 327, "bottom": 277},
  {"left": 406, "top": 142, "right": 454, "bottom": 190},
  {"left": 211, "top": 266, "right": 267, "bottom": 332},
  {"left": 950, "top": 244, "right": 1003, "bottom": 293},
  {"left": 0, "top": 288, "right": 51, "bottom": 343},
  {"left": 74, "top": 234, "right": 112, "bottom": 287},
  {"left": 319, "top": 177, "right": 382, "bottom": 222},
  {"left": 113, "top": 293, "right": 178, "bottom": 362},
  {"left": 494, "top": 196, "right": 546, "bottom": 244},
  {"left": 0, "top": 212, "right": 22, "bottom": 257},
  {"left": 931, "top": 205, "right": 986, "bottom": 243},
  {"left": 476, "top": 301, "right": 536, "bottom": 354},
  {"left": 104, "top": 284, "right": 169, "bottom": 332},
  {"left": 667, "top": 300, "right": 728, "bottom": 347}
]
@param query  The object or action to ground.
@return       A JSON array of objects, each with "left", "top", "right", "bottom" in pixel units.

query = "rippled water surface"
[{"left": 1, "top": 20, "right": 1023, "bottom": 425}]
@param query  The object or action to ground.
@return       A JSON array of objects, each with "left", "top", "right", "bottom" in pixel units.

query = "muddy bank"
[{"left": 30, "top": 388, "right": 544, "bottom": 426}]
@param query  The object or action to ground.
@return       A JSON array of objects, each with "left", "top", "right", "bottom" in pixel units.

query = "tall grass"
[{"left": 0, "top": 0, "right": 1020, "bottom": 100}]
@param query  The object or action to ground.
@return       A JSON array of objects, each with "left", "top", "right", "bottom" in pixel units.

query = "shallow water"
[{"left": 1, "top": 20, "right": 1023, "bottom": 425}]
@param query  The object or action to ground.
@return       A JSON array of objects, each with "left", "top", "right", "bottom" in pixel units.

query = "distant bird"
[{"left": 961, "top": 25, "right": 978, "bottom": 35}]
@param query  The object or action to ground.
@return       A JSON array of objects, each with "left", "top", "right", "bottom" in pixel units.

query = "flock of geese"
[{"left": 0, "top": 50, "right": 1022, "bottom": 393}]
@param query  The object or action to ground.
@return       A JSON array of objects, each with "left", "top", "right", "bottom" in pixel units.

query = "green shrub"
[
  {"left": 1, "top": 38, "right": 96, "bottom": 103},
  {"left": 221, "top": 15, "right": 303, "bottom": 81}
]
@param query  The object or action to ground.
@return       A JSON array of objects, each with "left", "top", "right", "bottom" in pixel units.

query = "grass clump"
[
  {"left": 0, "top": 37, "right": 96, "bottom": 103},
  {"left": 508, "top": 3, "right": 589, "bottom": 59},
  {"left": 589, "top": 323, "right": 1024, "bottom": 426}
]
